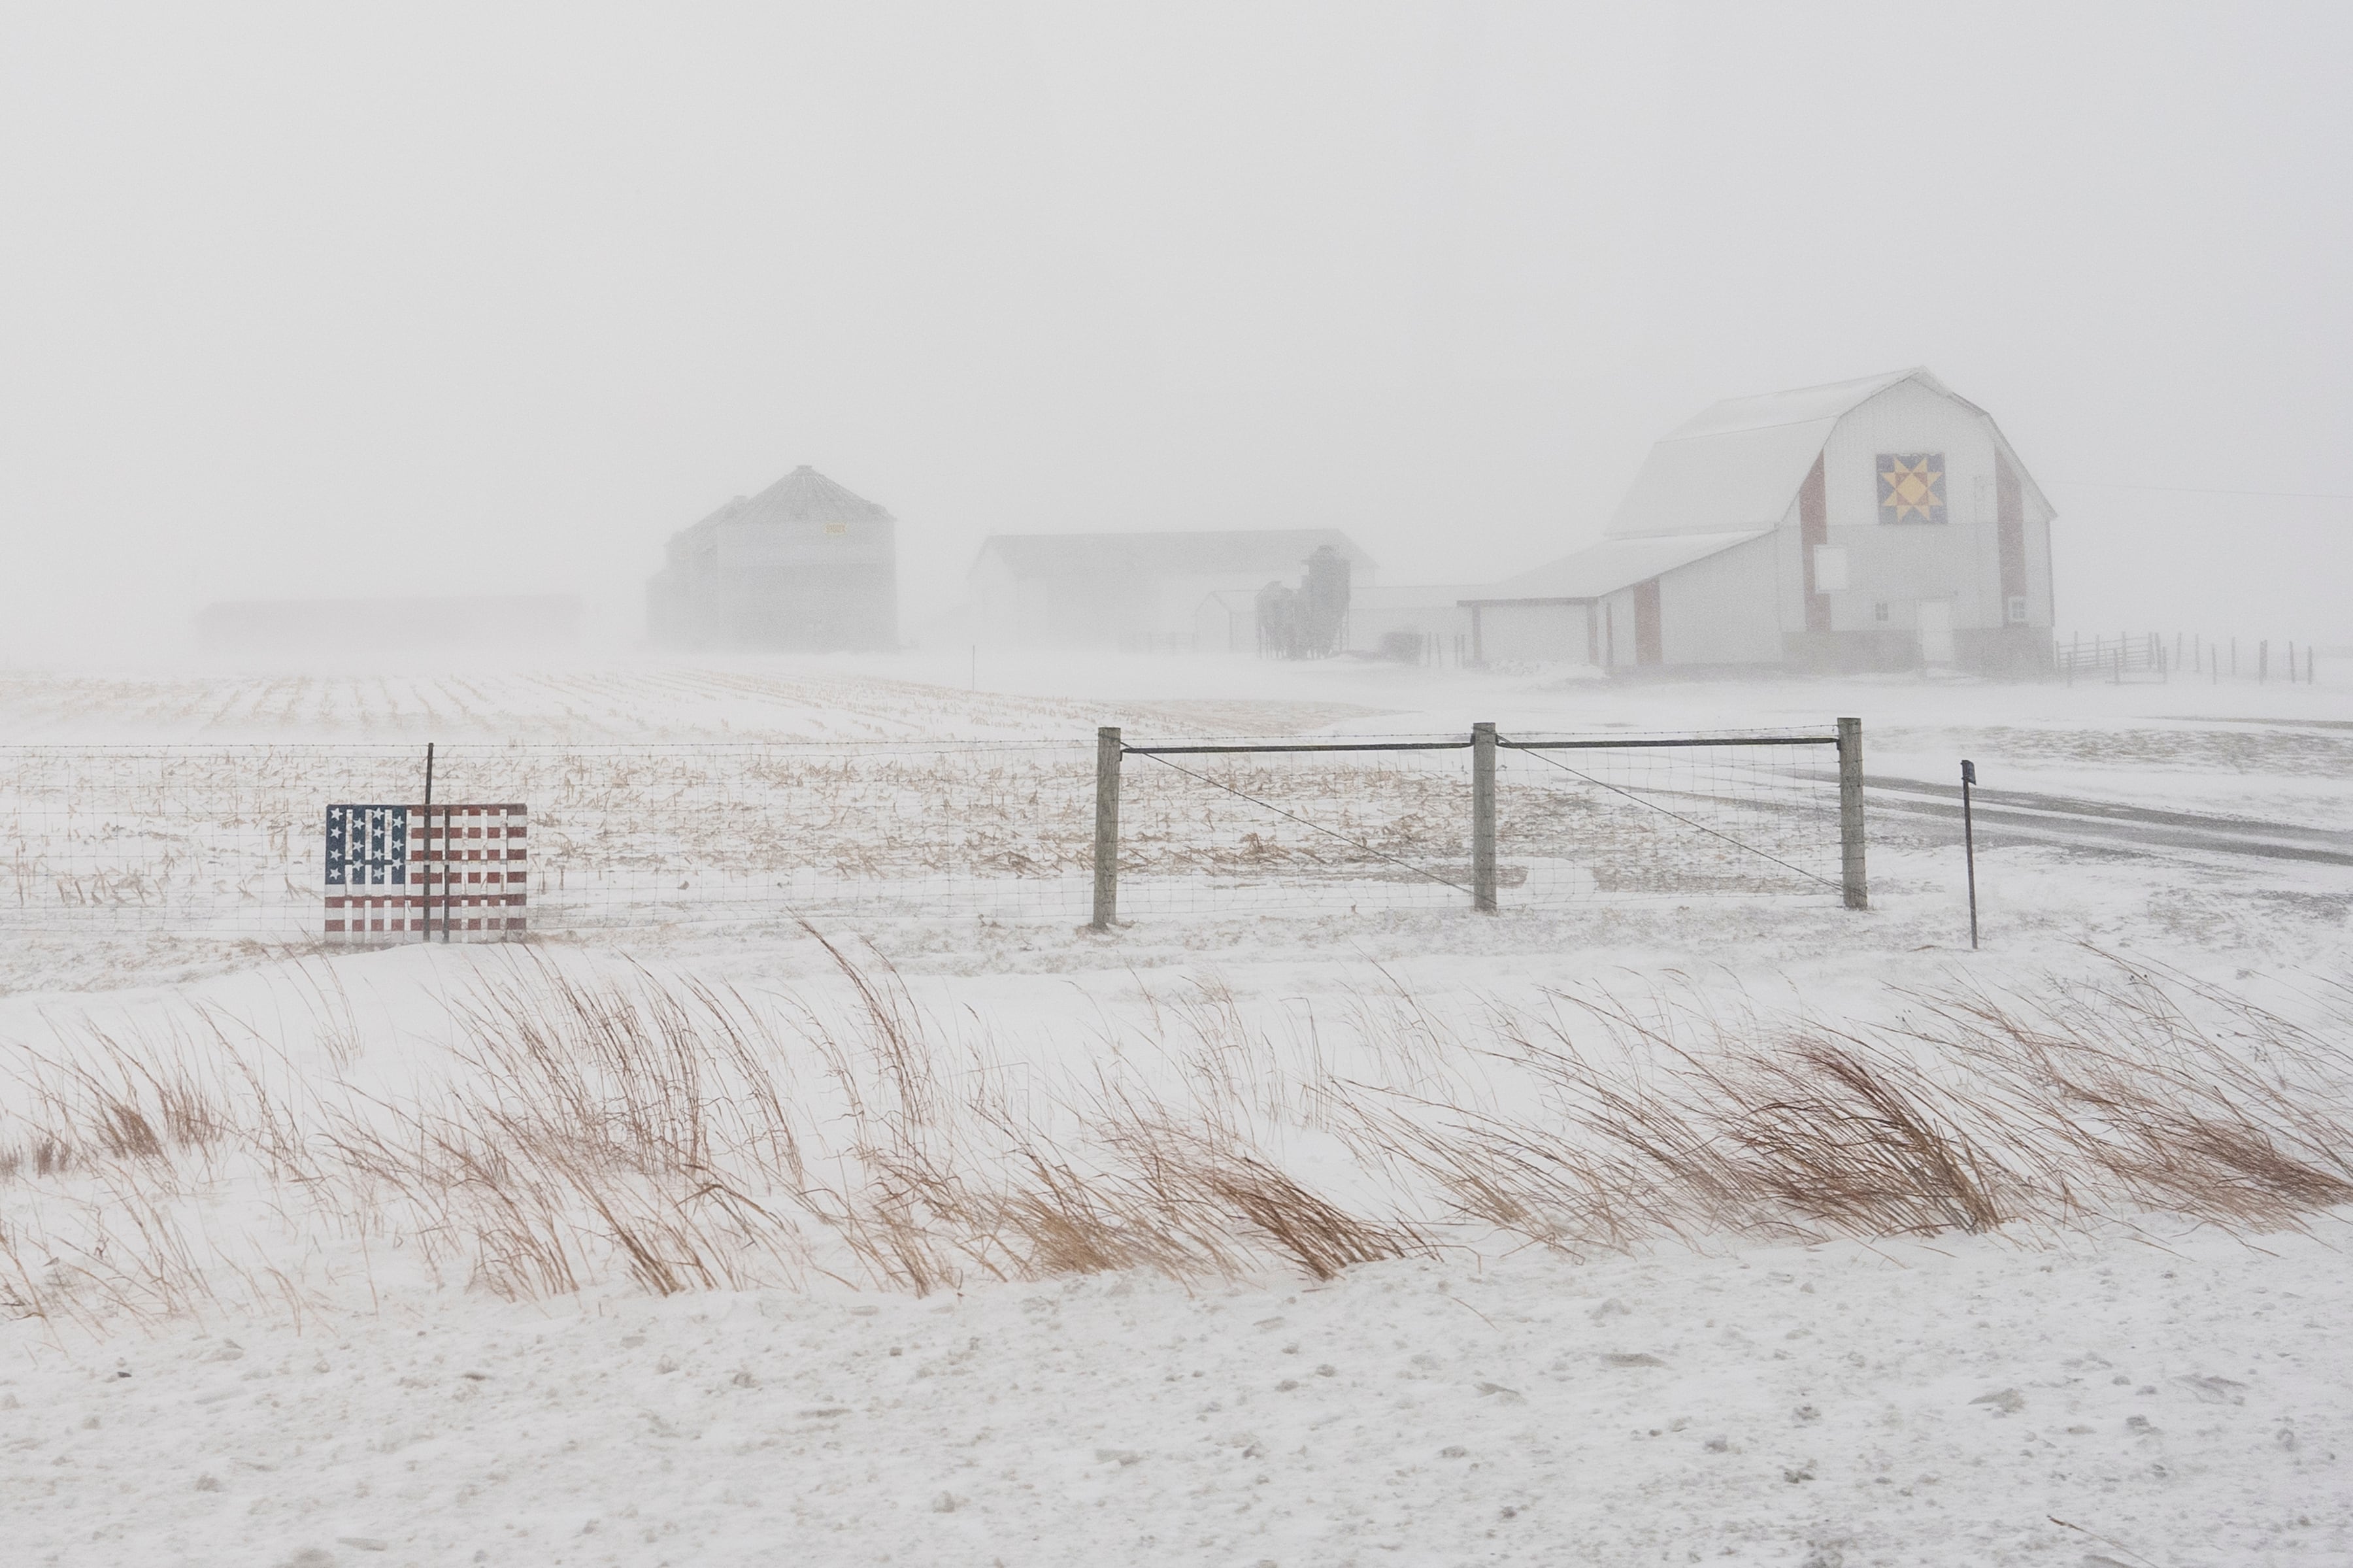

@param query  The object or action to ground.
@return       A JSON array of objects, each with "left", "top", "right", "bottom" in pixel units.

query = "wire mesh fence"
[
  {"left": 1495, "top": 733, "right": 1847, "bottom": 902},
  {"left": 1, "top": 725, "right": 1856, "bottom": 952},
  {"left": 1112, "top": 729, "right": 1847, "bottom": 918},
  {"left": 1117, "top": 740, "right": 1478, "bottom": 917},
  {"left": 1, "top": 741, "right": 1099, "bottom": 942}
]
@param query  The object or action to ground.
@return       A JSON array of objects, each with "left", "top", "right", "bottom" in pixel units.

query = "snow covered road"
[{"left": 8, "top": 1224, "right": 2345, "bottom": 1568}]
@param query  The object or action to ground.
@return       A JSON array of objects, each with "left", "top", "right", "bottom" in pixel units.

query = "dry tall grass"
[{"left": 1, "top": 944, "right": 2347, "bottom": 1336}]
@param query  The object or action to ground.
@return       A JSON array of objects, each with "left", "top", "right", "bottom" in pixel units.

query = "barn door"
[
  {"left": 1916, "top": 598, "right": 1956, "bottom": 667},
  {"left": 1633, "top": 579, "right": 1663, "bottom": 666}
]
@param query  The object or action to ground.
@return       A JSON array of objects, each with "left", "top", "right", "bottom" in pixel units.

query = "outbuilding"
[
  {"left": 1341, "top": 584, "right": 1481, "bottom": 666},
  {"left": 646, "top": 466, "right": 899, "bottom": 651},
  {"left": 1464, "top": 369, "right": 2056, "bottom": 675},
  {"left": 971, "top": 529, "right": 1374, "bottom": 650}
]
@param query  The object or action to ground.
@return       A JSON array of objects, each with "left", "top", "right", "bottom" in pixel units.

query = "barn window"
[
  {"left": 1873, "top": 601, "right": 1891, "bottom": 623},
  {"left": 2007, "top": 595, "right": 2028, "bottom": 624},
  {"left": 1877, "top": 453, "right": 1947, "bottom": 524}
]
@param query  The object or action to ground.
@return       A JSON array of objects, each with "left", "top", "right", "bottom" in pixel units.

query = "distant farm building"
[
  {"left": 1341, "top": 584, "right": 1481, "bottom": 666},
  {"left": 1464, "top": 369, "right": 2056, "bottom": 675},
  {"left": 195, "top": 595, "right": 580, "bottom": 657},
  {"left": 647, "top": 466, "right": 898, "bottom": 651},
  {"left": 972, "top": 529, "right": 1373, "bottom": 651}
]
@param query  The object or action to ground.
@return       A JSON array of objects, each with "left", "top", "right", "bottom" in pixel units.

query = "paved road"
[{"left": 1863, "top": 775, "right": 2353, "bottom": 868}]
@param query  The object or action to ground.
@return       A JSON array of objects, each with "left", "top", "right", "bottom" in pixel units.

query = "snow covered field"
[
  {"left": 3, "top": 654, "right": 2348, "bottom": 1566},
  {"left": 12, "top": 1225, "right": 2346, "bottom": 1567}
]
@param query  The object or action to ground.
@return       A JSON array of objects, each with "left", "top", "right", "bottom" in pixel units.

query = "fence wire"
[
  {"left": 1116, "top": 731, "right": 1842, "bottom": 916},
  {"left": 1, "top": 728, "right": 1848, "bottom": 950},
  {"left": 1494, "top": 733, "right": 1843, "bottom": 901},
  {"left": 1118, "top": 741, "right": 1477, "bottom": 916},
  {"left": 1, "top": 742, "right": 1098, "bottom": 941}
]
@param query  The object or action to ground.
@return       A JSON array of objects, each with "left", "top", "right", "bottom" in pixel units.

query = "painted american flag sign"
[{"left": 324, "top": 803, "right": 528, "bottom": 942}]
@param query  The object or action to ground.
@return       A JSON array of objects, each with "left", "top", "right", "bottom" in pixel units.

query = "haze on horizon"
[{"left": 1, "top": 3, "right": 2346, "bottom": 665}]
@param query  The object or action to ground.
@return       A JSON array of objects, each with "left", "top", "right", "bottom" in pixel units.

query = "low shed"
[{"left": 971, "top": 529, "right": 1375, "bottom": 650}]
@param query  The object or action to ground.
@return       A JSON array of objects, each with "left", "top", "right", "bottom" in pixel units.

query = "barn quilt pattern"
[{"left": 1878, "top": 453, "right": 1946, "bottom": 524}]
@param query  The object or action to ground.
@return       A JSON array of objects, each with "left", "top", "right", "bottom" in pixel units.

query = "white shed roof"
[
  {"left": 1463, "top": 531, "right": 1770, "bottom": 603},
  {"left": 1353, "top": 584, "right": 1486, "bottom": 610},
  {"left": 976, "top": 529, "right": 1373, "bottom": 581}
]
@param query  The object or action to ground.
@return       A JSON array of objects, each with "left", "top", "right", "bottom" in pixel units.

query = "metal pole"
[
  {"left": 1090, "top": 726, "right": 1122, "bottom": 931},
  {"left": 420, "top": 741, "right": 434, "bottom": 943},
  {"left": 1470, "top": 722, "right": 1498, "bottom": 914},
  {"left": 1837, "top": 716, "right": 1869, "bottom": 910},
  {"left": 1961, "top": 758, "right": 1979, "bottom": 950}
]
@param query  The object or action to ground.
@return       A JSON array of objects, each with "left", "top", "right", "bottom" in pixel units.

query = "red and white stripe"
[{"left": 325, "top": 803, "right": 529, "bottom": 942}]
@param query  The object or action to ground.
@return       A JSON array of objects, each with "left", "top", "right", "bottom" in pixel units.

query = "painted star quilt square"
[{"left": 1878, "top": 452, "right": 1947, "bottom": 524}]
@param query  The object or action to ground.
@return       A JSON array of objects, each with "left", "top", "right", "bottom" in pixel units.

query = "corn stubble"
[{"left": 2, "top": 944, "right": 2347, "bottom": 1335}]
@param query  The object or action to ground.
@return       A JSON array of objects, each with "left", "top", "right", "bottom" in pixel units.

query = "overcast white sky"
[{"left": 3, "top": 2, "right": 2347, "bottom": 659}]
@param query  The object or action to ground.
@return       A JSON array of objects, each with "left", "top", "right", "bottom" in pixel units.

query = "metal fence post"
[
  {"left": 420, "top": 741, "right": 435, "bottom": 943},
  {"left": 1837, "top": 715, "right": 1868, "bottom": 910},
  {"left": 1960, "top": 758, "right": 1978, "bottom": 948},
  {"left": 1471, "top": 722, "right": 1498, "bottom": 914},
  {"left": 1090, "top": 726, "right": 1122, "bottom": 931}
]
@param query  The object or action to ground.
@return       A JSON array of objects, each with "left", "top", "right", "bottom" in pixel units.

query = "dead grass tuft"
[{"left": 1, "top": 946, "right": 2347, "bottom": 1332}]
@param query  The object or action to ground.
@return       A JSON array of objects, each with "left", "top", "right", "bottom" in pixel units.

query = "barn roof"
[
  {"left": 1666, "top": 367, "right": 1927, "bottom": 441},
  {"left": 1463, "top": 531, "right": 1771, "bottom": 603},
  {"left": 681, "top": 465, "right": 893, "bottom": 536},
  {"left": 973, "top": 529, "right": 1374, "bottom": 580},
  {"left": 1607, "top": 367, "right": 2052, "bottom": 538},
  {"left": 1353, "top": 584, "right": 1486, "bottom": 610},
  {"left": 1197, "top": 589, "right": 1260, "bottom": 614}
]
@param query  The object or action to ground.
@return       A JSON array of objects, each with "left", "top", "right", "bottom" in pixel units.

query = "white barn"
[{"left": 1464, "top": 369, "right": 2056, "bottom": 675}]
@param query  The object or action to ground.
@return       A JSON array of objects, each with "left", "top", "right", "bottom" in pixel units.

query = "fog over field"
[
  {"left": 1, "top": 5, "right": 2349, "bottom": 660},
  {"left": 1, "top": 8, "right": 2348, "bottom": 1567}
]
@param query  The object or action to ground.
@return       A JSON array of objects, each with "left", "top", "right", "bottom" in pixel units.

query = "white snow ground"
[
  {"left": 9, "top": 1227, "right": 2346, "bottom": 1567},
  {"left": 3, "top": 654, "right": 2349, "bottom": 1566}
]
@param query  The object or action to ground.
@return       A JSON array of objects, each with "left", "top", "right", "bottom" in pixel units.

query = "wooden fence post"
[
  {"left": 1838, "top": 716, "right": 1869, "bottom": 910},
  {"left": 1090, "top": 726, "right": 1122, "bottom": 931},
  {"left": 1471, "top": 722, "right": 1498, "bottom": 914}
]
